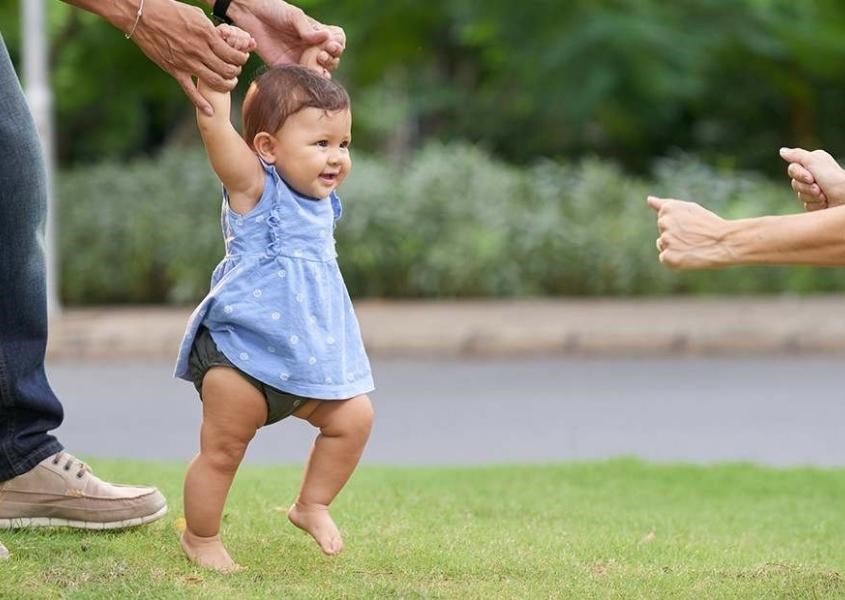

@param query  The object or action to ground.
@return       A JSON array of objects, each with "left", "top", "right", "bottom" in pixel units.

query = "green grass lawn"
[{"left": 2, "top": 459, "right": 845, "bottom": 599}]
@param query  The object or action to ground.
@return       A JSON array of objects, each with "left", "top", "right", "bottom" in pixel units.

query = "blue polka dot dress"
[{"left": 174, "top": 159, "right": 374, "bottom": 400}]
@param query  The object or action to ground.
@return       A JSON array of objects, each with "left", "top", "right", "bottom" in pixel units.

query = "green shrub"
[{"left": 56, "top": 144, "right": 845, "bottom": 305}]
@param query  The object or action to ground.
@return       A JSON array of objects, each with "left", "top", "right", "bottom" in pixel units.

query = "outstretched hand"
[
  {"left": 780, "top": 147, "right": 845, "bottom": 211},
  {"left": 228, "top": 0, "right": 345, "bottom": 70},
  {"left": 647, "top": 196, "right": 730, "bottom": 269}
]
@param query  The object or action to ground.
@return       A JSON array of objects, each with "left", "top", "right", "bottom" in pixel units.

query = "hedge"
[{"left": 56, "top": 144, "right": 845, "bottom": 304}]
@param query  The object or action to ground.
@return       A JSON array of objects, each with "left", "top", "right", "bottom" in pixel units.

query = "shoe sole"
[{"left": 0, "top": 505, "right": 167, "bottom": 530}]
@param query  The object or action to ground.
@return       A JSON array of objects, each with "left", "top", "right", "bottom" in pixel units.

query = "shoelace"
[{"left": 50, "top": 452, "right": 89, "bottom": 479}]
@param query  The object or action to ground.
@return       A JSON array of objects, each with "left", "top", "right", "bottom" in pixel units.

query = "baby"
[{"left": 173, "top": 25, "right": 374, "bottom": 572}]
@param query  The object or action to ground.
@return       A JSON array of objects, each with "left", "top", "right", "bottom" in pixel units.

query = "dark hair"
[{"left": 242, "top": 65, "right": 350, "bottom": 149}]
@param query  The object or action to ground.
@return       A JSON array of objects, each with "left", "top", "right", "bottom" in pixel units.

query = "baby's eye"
[
  {"left": 316, "top": 140, "right": 329, "bottom": 147},
  {"left": 340, "top": 140, "right": 350, "bottom": 149}
]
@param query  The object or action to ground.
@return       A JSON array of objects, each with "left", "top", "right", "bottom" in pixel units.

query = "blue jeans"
[{"left": 0, "top": 35, "right": 64, "bottom": 481}]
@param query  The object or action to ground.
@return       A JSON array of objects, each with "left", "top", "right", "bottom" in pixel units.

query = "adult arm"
[
  {"left": 648, "top": 196, "right": 845, "bottom": 268},
  {"left": 60, "top": 0, "right": 249, "bottom": 115},
  {"left": 196, "top": 0, "right": 346, "bottom": 70}
]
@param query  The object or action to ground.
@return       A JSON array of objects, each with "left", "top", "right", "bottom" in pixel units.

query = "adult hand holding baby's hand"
[
  {"left": 126, "top": 0, "right": 251, "bottom": 116},
  {"left": 227, "top": 0, "right": 345, "bottom": 72}
]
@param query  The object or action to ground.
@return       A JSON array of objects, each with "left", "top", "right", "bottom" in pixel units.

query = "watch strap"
[{"left": 212, "top": 0, "right": 234, "bottom": 25}]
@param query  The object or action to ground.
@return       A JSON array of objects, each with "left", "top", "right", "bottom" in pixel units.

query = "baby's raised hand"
[
  {"left": 299, "top": 46, "right": 331, "bottom": 78},
  {"left": 217, "top": 24, "right": 257, "bottom": 54}
]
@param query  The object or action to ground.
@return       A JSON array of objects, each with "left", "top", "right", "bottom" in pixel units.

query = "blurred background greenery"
[{"left": 4, "top": 0, "right": 845, "bottom": 303}]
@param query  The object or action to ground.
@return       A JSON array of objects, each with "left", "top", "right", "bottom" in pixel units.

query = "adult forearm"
[
  {"left": 59, "top": 0, "right": 140, "bottom": 32},
  {"left": 723, "top": 206, "right": 845, "bottom": 266}
]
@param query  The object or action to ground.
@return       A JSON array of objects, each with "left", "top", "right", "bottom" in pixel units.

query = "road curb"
[{"left": 45, "top": 297, "right": 845, "bottom": 360}]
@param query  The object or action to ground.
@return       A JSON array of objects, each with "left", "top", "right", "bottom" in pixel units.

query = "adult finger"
[
  {"left": 799, "top": 192, "right": 828, "bottom": 209},
  {"left": 324, "top": 26, "right": 347, "bottom": 56},
  {"left": 175, "top": 72, "right": 213, "bottom": 116},
  {"left": 193, "top": 64, "right": 238, "bottom": 92},
  {"left": 207, "top": 33, "right": 251, "bottom": 73},
  {"left": 791, "top": 179, "right": 824, "bottom": 198},
  {"left": 780, "top": 147, "right": 812, "bottom": 165},
  {"left": 647, "top": 195, "right": 668, "bottom": 213},
  {"left": 786, "top": 162, "right": 815, "bottom": 185},
  {"left": 324, "top": 40, "right": 343, "bottom": 58},
  {"left": 318, "top": 51, "right": 341, "bottom": 71},
  {"left": 296, "top": 13, "right": 332, "bottom": 47}
]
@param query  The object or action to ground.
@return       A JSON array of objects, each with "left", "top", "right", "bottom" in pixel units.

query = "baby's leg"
[
  {"left": 182, "top": 367, "right": 267, "bottom": 572},
  {"left": 288, "top": 395, "right": 374, "bottom": 555}
]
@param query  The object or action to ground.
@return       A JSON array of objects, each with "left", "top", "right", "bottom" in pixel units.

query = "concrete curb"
[{"left": 45, "top": 297, "right": 845, "bottom": 360}]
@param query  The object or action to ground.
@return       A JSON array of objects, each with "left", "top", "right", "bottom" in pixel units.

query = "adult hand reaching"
[
  {"left": 647, "top": 191, "right": 845, "bottom": 269},
  {"left": 224, "top": 0, "right": 346, "bottom": 70},
  {"left": 647, "top": 196, "right": 733, "bottom": 269},
  {"left": 780, "top": 147, "right": 845, "bottom": 211}
]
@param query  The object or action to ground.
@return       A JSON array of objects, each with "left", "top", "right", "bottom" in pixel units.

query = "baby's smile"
[{"left": 319, "top": 172, "right": 339, "bottom": 185}]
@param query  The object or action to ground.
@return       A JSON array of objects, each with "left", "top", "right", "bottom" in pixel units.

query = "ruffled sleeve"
[{"left": 330, "top": 191, "right": 343, "bottom": 223}]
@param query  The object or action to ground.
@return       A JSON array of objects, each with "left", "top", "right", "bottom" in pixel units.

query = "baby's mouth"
[{"left": 319, "top": 172, "right": 339, "bottom": 184}]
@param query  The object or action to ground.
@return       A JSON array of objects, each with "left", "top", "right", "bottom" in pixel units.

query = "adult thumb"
[
  {"left": 297, "top": 21, "right": 331, "bottom": 46},
  {"left": 779, "top": 147, "right": 811, "bottom": 165},
  {"left": 647, "top": 195, "right": 666, "bottom": 213}
]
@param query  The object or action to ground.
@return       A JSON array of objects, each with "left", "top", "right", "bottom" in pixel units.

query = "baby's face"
[{"left": 273, "top": 107, "right": 352, "bottom": 199}]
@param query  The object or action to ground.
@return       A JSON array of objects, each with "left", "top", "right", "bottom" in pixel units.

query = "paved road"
[{"left": 46, "top": 356, "right": 845, "bottom": 467}]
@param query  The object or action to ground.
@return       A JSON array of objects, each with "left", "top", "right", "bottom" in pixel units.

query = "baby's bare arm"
[{"left": 196, "top": 25, "right": 264, "bottom": 213}]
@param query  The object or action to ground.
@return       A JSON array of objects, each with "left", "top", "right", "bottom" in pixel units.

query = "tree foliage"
[{"left": 5, "top": 0, "right": 845, "bottom": 173}]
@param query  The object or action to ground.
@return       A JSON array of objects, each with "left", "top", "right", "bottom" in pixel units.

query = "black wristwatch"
[{"left": 212, "top": 0, "right": 234, "bottom": 25}]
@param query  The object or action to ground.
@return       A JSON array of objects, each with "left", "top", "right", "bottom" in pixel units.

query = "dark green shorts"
[{"left": 188, "top": 327, "right": 308, "bottom": 425}]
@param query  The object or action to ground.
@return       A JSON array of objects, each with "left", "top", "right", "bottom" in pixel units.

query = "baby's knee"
[
  {"left": 202, "top": 436, "right": 250, "bottom": 474},
  {"left": 343, "top": 395, "right": 374, "bottom": 440}
]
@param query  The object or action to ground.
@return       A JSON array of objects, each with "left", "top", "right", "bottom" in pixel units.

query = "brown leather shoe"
[{"left": 0, "top": 452, "right": 167, "bottom": 530}]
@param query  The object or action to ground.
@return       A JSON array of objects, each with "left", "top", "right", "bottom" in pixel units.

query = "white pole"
[{"left": 22, "top": 0, "right": 60, "bottom": 317}]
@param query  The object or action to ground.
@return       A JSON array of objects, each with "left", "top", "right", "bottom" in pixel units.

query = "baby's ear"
[{"left": 253, "top": 132, "right": 277, "bottom": 163}]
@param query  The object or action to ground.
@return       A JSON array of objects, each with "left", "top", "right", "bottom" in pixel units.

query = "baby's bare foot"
[
  {"left": 287, "top": 502, "right": 343, "bottom": 555},
  {"left": 180, "top": 529, "right": 239, "bottom": 573}
]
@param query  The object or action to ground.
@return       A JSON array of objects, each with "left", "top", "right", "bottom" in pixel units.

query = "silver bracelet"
[{"left": 125, "top": 0, "right": 144, "bottom": 40}]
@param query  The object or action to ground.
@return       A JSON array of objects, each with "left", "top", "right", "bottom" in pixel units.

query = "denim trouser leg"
[{"left": 0, "top": 35, "right": 64, "bottom": 481}]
